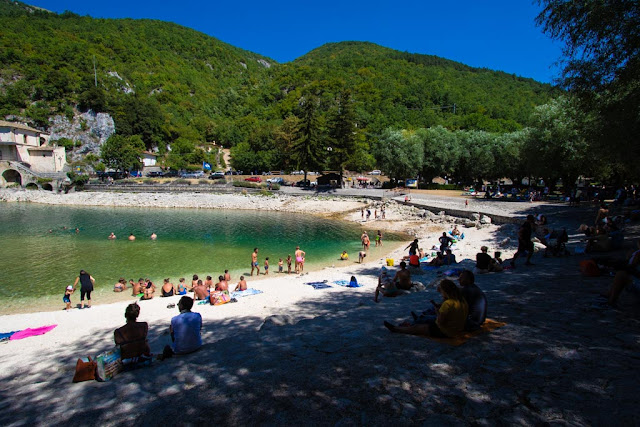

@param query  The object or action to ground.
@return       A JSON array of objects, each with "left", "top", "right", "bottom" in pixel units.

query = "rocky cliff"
[{"left": 48, "top": 111, "right": 115, "bottom": 161}]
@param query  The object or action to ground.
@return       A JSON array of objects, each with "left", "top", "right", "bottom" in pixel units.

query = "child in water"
[
  {"left": 286, "top": 255, "right": 292, "bottom": 274},
  {"left": 264, "top": 257, "right": 269, "bottom": 275},
  {"left": 278, "top": 258, "right": 283, "bottom": 273},
  {"left": 64, "top": 285, "right": 74, "bottom": 310}
]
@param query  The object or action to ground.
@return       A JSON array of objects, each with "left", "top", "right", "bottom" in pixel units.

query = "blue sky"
[{"left": 26, "top": 0, "right": 563, "bottom": 83}]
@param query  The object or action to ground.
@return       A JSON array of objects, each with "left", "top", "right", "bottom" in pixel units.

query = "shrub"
[
  {"left": 143, "top": 179, "right": 158, "bottom": 185},
  {"left": 198, "top": 179, "right": 209, "bottom": 185},
  {"left": 232, "top": 180, "right": 258, "bottom": 188},
  {"left": 36, "top": 177, "right": 53, "bottom": 185}
]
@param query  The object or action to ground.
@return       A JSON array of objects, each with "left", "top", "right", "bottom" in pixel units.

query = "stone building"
[{"left": 0, "top": 120, "right": 67, "bottom": 189}]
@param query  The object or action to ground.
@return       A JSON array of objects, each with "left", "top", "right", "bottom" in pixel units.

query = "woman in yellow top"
[{"left": 384, "top": 279, "right": 468, "bottom": 338}]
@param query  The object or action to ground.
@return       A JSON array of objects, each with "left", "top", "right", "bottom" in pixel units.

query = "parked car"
[
  {"left": 369, "top": 170, "right": 382, "bottom": 175},
  {"left": 180, "top": 171, "right": 205, "bottom": 179},
  {"left": 291, "top": 170, "right": 304, "bottom": 175},
  {"left": 267, "top": 177, "right": 284, "bottom": 184},
  {"left": 209, "top": 171, "right": 225, "bottom": 180},
  {"left": 245, "top": 176, "right": 262, "bottom": 182},
  {"left": 296, "top": 179, "right": 310, "bottom": 187},
  {"left": 146, "top": 171, "right": 164, "bottom": 178},
  {"left": 162, "top": 170, "right": 179, "bottom": 178}
]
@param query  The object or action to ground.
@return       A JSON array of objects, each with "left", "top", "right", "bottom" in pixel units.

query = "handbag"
[{"left": 72, "top": 357, "right": 96, "bottom": 383}]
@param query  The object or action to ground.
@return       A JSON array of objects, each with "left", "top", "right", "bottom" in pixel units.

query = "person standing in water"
[
  {"left": 73, "top": 269, "right": 95, "bottom": 309},
  {"left": 251, "top": 248, "right": 260, "bottom": 276},
  {"left": 295, "top": 246, "right": 306, "bottom": 274}
]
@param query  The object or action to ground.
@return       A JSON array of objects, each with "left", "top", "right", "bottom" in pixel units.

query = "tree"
[
  {"left": 273, "top": 115, "right": 301, "bottom": 171},
  {"left": 521, "top": 97, "right": 590, "bottom": 190},
  {"left": 371, "top": 128, "right": 423, "bottom": 181},
  {"left": 536, "top": 0, "right": 640, "bottom": 179},
  {"left": 416, "top": 126, "right": 459, "bottom": 183},
  {"left": 101, "top": 134, "right": 144, "bottom": 172},
  {"left": 290, "top": 95, "right": 325, "bottom": 184},
  {"left": 327, "top": 90, "right": 359, "bottom": 186}
]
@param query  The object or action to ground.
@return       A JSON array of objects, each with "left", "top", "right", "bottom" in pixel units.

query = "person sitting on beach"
[
  {"left": 384, "top": 279, "right": 468, "bottom": 338},
  {"left": 340, "top": 251, "right": 349, "bottom": 260},
  {"left": 108, "top": 232, "right": 116, "bottom": 240},
  {"left": 444, "top": 249, "right": 457, "bottom": 265},
  {"left": 494, "top": 251, "right": 503, "bottom": 265},
  {"left": 393, "top": 261, "right": 413, "bottom": 290},
  {"left": 429, "top": 252, "right": 445, "bottom": 267},
  {"left": 193, "top": 280, "right": 208, "bottom": 300},
  {"left": 475, "top": 246, "right": 492, "bottom": 274},
  {"left": 191, "top": 275, "right": 199, "bottom": 291},
  {"left": 224, "top": 270, "right": 231, "bottom": 282},
  {"left": 177, "top": 278, "right": 187, "bottom": 295},
  {"left": 215, "top": 275, "right": 228, "bottom": 292},
  {"left": 132, "top": 278, "right": 143, "bottom": 296},
  {"left": 405, "top": 239, "right": 419, "bottom": 256},
  {"left": 459, "top": 270, "right": 487, "bottom": 331},
  {"left": 141, "top": 279, "right": 155, "bottom": 300},
  {"left": 375, "top": 268, "right": 402, "bottom": 302},
  {"left": 451, "top": 225, "right": 461, "bottom": 238},
  {"left": 605, "top": 271, "right": 640, "bottom": 308},
  {"left": 235, "top": 276, "right": 247, "bottom": 292},
  {"left": 161, "top": 278, "right": 175, "bottom": 297},
  {"left": 359, "top": 250, "right": 367, "bottom": 263},
  {"left": 408, "top": 253, "right": 420, "bottom": 267},
  {"left": 114, "top": 303, "right": 151, "bottom": 361},
  {"left": 114, "top": 278, "right": 127, "bottom": 292},
  {"left": 204, "top": 275, "right": 214, "bottom": 289},
  {"left": 162, "top": 296, "right": 202, "bottom": 358}
]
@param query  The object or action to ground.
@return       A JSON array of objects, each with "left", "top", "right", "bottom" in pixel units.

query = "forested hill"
[
  {"left": 284, "top": 42, "right": 556, "bottom": 133},
  {"left": 0, "top": 0, "right": 276, "bottom": 147},
  {"left": 0, "top": 0, "right": 558, "bottom": 151}
]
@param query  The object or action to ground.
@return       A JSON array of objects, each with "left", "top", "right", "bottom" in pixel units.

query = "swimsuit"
[
  {"left": 253, "top": 261, "right": 259, "bottom": 267},
  {"left": 162, "top": 288, "right": 174, "bottom": 297},
  {"left": 265, "top": 265, "right": 269, "bottom": 270},
  {"left": 296, "top": 256, "right": 303, "bottom": 263},
  {"left": 63, "top": 294, "right": 71, "bottom": 303}
]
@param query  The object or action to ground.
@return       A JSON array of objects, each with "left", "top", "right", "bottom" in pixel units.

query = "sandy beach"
[{"left": 0, "top": 188, "right": 638, "bottom": 425}]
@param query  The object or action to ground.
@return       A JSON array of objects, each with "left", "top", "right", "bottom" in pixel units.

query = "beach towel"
[
  {"left": 442, "top": 268, "right": 464, "bottom": 277},
  {"left": 426, "top": 319, "right": 507, "bottom": 346},
  {"left": 333, "top": 280, "right": 362, "bottom": 288},
  {"left": 304, "top": 281, "right": 332, "bottom": 290},
  {"left": 0, "top": 331, "right": 19, "bottom": 341},
  {"left": 422, "top": 266, "right": 440, "bottom": 271},
  {"left": 9, "top": 325, "right": 57, "bottom": 341},
  {"left": 231, "top": 288, "right": 263, "bottom": 299}
]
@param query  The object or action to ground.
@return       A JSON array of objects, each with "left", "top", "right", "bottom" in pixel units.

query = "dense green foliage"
[
  {"left": 0, "top": 0, "right": 558, "bottom": 170},
  {"left": 536, "top": 0, "right": 640, "bottom": 181}
]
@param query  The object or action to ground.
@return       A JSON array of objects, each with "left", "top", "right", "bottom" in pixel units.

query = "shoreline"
[{"left": 0, "top": 189, "right": 426, "bottom": 315}]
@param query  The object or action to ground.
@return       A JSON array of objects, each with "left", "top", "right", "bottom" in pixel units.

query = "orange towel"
[{"left": 427, "top": 318, "right": 507, "bottom": 346}]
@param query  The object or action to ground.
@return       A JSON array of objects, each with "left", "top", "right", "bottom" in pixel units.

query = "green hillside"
[
  {"left": 278, "top": 41, "right": 555, "bottom": 133},
  {"left": 0, "top": 0, "right": 559, "bottom": 174}
]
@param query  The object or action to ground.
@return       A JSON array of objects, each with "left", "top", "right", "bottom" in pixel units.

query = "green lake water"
[{"left": 0, "top": 203, "right": 406, "bottom": 313}]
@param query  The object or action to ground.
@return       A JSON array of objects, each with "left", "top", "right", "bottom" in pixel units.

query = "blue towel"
[
  {"left": 230, "top": 288, "right": 264, "bottom": 298},
  {"left": 304, "top": 281, "right": 332, "bottom": 289},
  {"left": 0, "top": 331, "right": 18, "bottom": 341},
  {"left": 333, "top": 280, "right": 361, "bottom": 288},
  {"left": 422, "top": 266, "right": 440, "bottom": 271}
]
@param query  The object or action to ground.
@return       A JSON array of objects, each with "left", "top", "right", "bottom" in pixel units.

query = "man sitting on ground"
[
  {"left": 392, "top": 261, "right": 413, "bottom": 290},
  {"left": 375, "top": 268, "right": 402, "bottom": 302},
  {"left": 162, "top": 296, "right": 202, "bottom": 358},
  {"left": 459, "top": 270, "right": 487, "bottom": 331},
  {"left": 444, "top": 249, "right": 457, "bottom": 265},
  {"left": 476, "top": 246, "right": 492, "bottom": 273}
]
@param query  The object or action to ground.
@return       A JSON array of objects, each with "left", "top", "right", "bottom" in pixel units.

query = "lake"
[{"left": 0, "top": 203, "right": 406, "bottom": 313}]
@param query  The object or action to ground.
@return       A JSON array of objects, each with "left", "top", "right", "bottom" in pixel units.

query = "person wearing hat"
[{"left": 63, "top": 285, "right": 74, "bottom": 311}]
